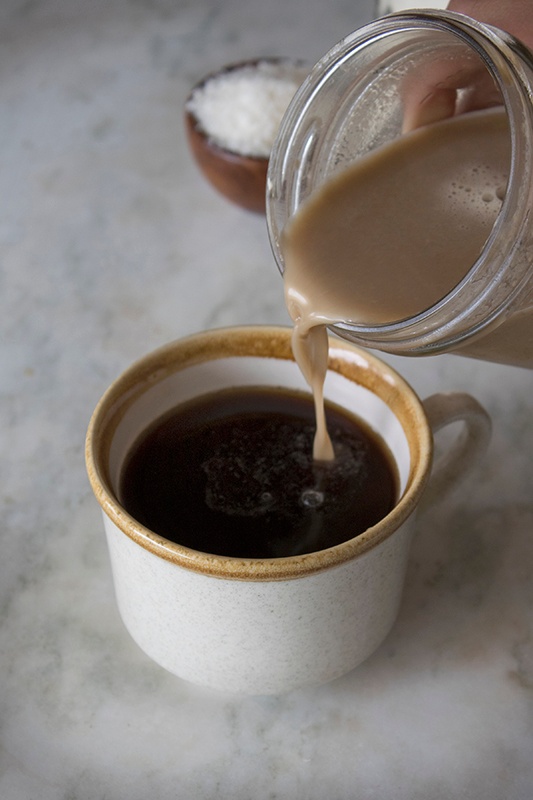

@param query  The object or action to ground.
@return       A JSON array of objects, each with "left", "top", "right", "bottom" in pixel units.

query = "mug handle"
[{"left": 422, "top": 392, "right": 492, "bottom": 502}]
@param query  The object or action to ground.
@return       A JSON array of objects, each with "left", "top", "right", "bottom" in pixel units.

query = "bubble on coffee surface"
[
  {"left": 300, "top": 488, "right": 324, "bottom": 509},
  {"left": 202, "top": 421, "right": 366, "bottom": 519}
]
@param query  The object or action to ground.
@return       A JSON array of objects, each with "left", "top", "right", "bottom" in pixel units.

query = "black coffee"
[{"left": 119, "top": 387, "right": 398, "bottom": 559}]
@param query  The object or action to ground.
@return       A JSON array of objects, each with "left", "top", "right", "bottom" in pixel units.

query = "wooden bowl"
[
  {"left": 184, "top": 59, "right": 307, "bottom": 214},
  {"left": 184, "top": 110, "right": 269, "bottom": 213}
]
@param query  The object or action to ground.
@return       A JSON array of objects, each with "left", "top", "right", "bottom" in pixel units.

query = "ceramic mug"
[{"left": 85, "top": 326, "right": 491, "bottom": 695}]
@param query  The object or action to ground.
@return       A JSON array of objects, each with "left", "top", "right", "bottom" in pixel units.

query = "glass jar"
[{"left": 266, "top": 10, "right": 533, "bottom": 368}]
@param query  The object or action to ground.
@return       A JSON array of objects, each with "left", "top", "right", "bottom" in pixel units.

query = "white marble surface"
[{"left": 1, "top": 0, "right": 533, "bottom": 797}]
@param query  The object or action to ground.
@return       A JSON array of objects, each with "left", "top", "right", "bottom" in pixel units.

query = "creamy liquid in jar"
[{"left": 282, "top": 108, "right": 513, "bottom": 460}]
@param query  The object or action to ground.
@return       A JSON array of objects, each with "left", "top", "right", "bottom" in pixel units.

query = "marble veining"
[{"left": 1, "top": 0, "right": 532, "bottom": 797}]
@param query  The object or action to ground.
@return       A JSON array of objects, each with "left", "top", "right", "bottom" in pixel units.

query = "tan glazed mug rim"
[{"left": 85, "top": 325, "right": 433, "bottom": 581}]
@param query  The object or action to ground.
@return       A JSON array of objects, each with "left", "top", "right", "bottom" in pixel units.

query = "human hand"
[
  {"left": 402, "top": 0, "right": 533, "bottom": 131},
  {"left": 447, "top": 0, "right": 533, "bottom": 44}
]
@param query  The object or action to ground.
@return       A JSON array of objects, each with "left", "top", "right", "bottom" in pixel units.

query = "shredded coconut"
[{"left": 186, "top": 60, "right": 307, "bottom": 158}]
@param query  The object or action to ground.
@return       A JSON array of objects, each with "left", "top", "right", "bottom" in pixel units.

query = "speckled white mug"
[{"left": 86, "top": 326, "right": 490, "bottom": 695}]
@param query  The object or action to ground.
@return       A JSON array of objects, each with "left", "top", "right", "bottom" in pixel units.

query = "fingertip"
[{"left": 402, "top": 87, "right": 457, "bottom": 132}]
